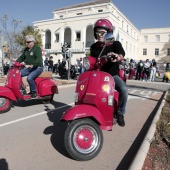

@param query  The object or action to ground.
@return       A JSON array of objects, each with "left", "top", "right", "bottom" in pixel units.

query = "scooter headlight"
[
  {"left": 108, "top": 95, "right": 113, "bottom": 106},
  {"left": 74, "top": 92, "right": 79, "bottom": 102}
]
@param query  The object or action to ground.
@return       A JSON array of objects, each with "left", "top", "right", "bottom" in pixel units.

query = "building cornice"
[
  {"left": 140, "top": 27, "right": 170, "bottom": 33},
  {"left": 54, "top": 0, "right": 111, "bottom": 12}
]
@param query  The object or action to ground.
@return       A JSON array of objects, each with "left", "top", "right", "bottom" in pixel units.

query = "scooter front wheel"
[
  {"left": 0, "top": 97, "right": 12, "bottom": 113},
  {"left": 64, "top": 118, "right": 103, "bottom": 161}
]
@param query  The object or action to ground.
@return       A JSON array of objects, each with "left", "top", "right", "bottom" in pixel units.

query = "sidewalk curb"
[
  {"left": 128, "top": 90, "right": 168, "bottom": 170},
  {"left": 58, "top": 84, "right": 76, "bottom": 89}
]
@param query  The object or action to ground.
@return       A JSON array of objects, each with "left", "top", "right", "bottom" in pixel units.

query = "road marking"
[
  {"left": 128, "top": 89, "right": 142, "bottom": 94},
  {"left": 128, "top": 95, "right": 142, "bottom": 100},
  {"left": 128, "top": 90, "right": 163, "bottom": 101},
  {"left": 0, "top": 89, "right": 163, "bottom": 128},
  {"left": 0, "top": 103, "right": 74, "bottom": 128}
]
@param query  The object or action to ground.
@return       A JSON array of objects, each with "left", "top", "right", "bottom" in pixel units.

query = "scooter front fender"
[
  {"left": 0, "top": 86, "right": 17, "bottom": 101},
  {"left": 61, "top": 104, "right": 106, "bottom": 126}
]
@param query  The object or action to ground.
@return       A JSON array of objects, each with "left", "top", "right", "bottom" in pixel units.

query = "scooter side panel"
[
  {"left": 61, "top": 104, "right": 106, "bottom": 126},
  {"left": 76, "top": 72, "right": 91, "bottom": 102},
  {"left": 36, "top": 78, "right": 58, "bottom": 96},
  {"left": 0, "top": 86, "right": 17, "bottom": 101},
  {"left": 84, "top": 71, "right": 115, "bottom": 124}
]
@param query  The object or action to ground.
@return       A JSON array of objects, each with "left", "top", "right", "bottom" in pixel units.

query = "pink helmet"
[{"left": 94, "top": 19, "right": 115, "bottom": 39}]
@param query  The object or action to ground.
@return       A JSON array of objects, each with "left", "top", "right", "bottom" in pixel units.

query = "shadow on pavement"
[
  {"left": 115, "top": 91, "right": 165, "bottom": 170},
  {"left": 0, "top": 158, "right": 9, "bottom": 170},
  {"left": 12, "top": 99, "right": 43, "bottom": 108},
  {"left": 43, "top": 102, "right": 73, "bottom": 159},
  {"left": 12, "top": 97, "right": 73, "bottom": 159}
]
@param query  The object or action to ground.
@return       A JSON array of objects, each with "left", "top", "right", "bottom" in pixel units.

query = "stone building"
[{"left": 33, "top": 0, "right": 170, "bottom": 64}]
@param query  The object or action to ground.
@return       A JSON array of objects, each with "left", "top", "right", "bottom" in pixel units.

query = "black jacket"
[
  {"left": 48, "top": 60, "right": 54, "bottom": 68},
  {"left": 90, "top": 41, "right": 125, "bottom": 76}
]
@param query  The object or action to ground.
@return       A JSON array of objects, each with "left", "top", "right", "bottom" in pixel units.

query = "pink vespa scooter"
[
  {"left": 0, "top": 61, "right": 58, "bottom": 113},
  {"left": 61, "top": 33, "right": 120, "bottom": 161}
]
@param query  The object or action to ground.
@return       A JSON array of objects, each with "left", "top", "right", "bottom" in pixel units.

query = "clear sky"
[{"left": 0, "top": 0, "right": 170, "bottom": 30}]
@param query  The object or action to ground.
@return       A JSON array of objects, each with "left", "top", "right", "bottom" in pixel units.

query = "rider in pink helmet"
[
  {"left": 93, "top": 19, "right": 114, "bottom": 39},
  {"left": 90, "top": 18, "right": 128, "bottom": 127}
]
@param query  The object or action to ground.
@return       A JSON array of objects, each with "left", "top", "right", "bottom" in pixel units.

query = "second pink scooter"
[{"left": 0, "top": 61, "right": 58, "bottom": 113}]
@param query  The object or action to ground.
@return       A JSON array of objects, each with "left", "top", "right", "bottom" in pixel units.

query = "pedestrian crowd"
[
  {"left": 120, "top": 58, "right": 170, "bottom": 83},
  {"left": 43, "top": 56, "right": 83, "bottom": 79}
]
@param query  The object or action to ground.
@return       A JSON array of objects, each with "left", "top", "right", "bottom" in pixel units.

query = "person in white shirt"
[{"left": 143, "top": 59, "right": 150, "bottom": 81}]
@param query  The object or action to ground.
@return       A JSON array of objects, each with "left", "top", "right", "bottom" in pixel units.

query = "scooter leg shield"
[
  {"left": 0, "top": 86, "right": 17, "bottom": 101},
  {"left": 61, "top": 104, "right": 106, "bottom": 126}
]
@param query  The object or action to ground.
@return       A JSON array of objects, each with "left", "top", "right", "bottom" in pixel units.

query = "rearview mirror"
[{"left": 104, "top": 33, "right": 115, "bottom": 44}]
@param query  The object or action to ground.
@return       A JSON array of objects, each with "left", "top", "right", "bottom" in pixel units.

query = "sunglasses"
[
  {"left": 95, "top": 31, "right": 107, "bottom": 36},
  {"left": 26, "top": 41, "right": 32, "bottom": 44}
]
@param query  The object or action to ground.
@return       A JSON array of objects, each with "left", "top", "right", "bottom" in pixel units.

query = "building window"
[
  {"left": 168, "top": 48, "right": 170, "bottom": 56},
  {"left": 156, "top": 35, "right": 160, "bottom": 42},
  {"left": 126, "top": 41, "right": 128, "bottom": 51},
  {"left": 121, "top": 38, "right": 123, "bottom": 45},
  {"left": 98, "top": 9, "right": 103, "bottom": 12},
  {"left": 144, "top": 36, "right": 148, "bottom": 42},
  {"left": 127, "top": 25, "right": 128, "bottom": 33},
  {"left": 122, "top": 21, "right": 124, "bottom": 29},
  {"left": 55, "top": 33, "right": 59, "bottom": 42},
  {"left": 155, "top": 48, "right": 159, "bottom": 55},
  {"left": 143, "top": 48, "right": 147, "bottom": 55},
  {"left": 169, "top": 35, "right": 170, "bottom": 42},
  {"left": 75, "top": 31, "right": 81, "bottom": 41}
]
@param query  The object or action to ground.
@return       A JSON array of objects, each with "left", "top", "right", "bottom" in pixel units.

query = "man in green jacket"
[{"left": 16, "top": 35, "right": 43, "bottom": 98}]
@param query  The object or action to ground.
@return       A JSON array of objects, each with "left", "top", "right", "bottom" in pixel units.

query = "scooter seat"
[{"left": 38, "top": 71, "right": 52, "bottom": 78}]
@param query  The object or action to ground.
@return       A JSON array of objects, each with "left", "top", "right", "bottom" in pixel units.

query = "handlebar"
[
  {"left": 14, "top": 61, "right": 24, "bottom": 67},
  {"left": 9, "top": 61, "right": 25, "bottom": 68}
]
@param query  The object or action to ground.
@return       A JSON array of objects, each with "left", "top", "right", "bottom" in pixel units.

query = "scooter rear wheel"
[
  {"left": 42, "top": 94, "right": 54, "bottom": 104},
  {"left": 0, "top": 97, "right": 12, "bottom": 113},
  {"left": 64, "top": 118, "right": 103, "bottom": 161}
]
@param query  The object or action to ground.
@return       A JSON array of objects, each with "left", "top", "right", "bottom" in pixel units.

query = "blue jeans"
[
  {"left": 113, "top": 75, "right": 128, "bottom": 115},
  {"left": 21, "top": 66, "right": 43, "bottom": 92},
  {"left": 48, "top": 67, "right": 53, "bottom": 72}
]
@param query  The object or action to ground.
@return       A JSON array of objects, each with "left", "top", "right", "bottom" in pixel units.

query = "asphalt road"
[{"left": 0, "top": 79, "right": 169, "bottom": 170}]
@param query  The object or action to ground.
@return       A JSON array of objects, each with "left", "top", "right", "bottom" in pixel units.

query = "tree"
[
  {"left": 16, "top": 25, "right": 43, "bottom": 48},
  {"left": 159, "top": 42, "right": 170, "bottom": 63},
  {"left": 0, "top": 14, "right": 22, "bottom": 59},
  {"left": 0, "top": 14, "right": 43, "bottom": 59}
]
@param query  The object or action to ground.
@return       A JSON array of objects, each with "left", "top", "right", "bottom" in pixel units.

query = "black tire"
[
  {"left": 64, "top": 118, "right": 103, "bottom": 161},
  {"left": 0, "top": 97, "right": 12, "bottom": 113},
  {"left": 42, "top": 95, "right": 53, "bottom": 104}
]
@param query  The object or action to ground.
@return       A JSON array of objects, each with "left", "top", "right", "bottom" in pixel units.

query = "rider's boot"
[{"left": 117, "top": 114, "right": 125, "bottom": 127}]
